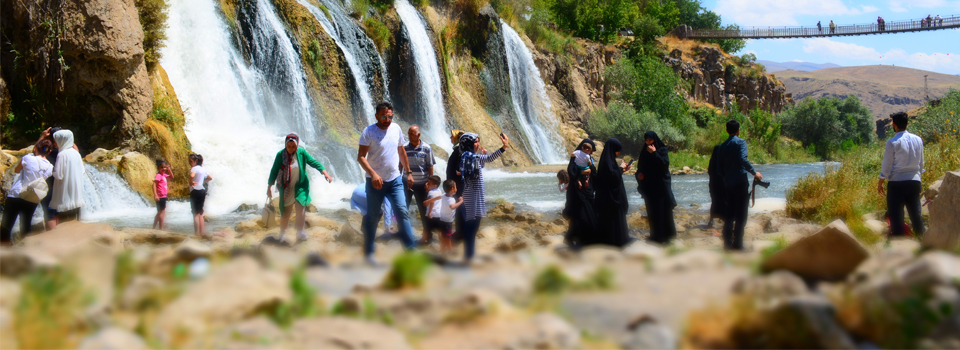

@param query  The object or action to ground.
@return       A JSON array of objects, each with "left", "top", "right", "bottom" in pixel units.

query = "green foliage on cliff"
[
  {"left": 304, "top": 39, "right": 326, "bottom": 80},
  {"left": 548, "top": 0, "right": 638, "bottom": 43},
  {"left": 135, "top": 0, "right": 170, "bottom": 72},
  {"left": 362, "top": 16, "right": 391, "bottom": 53},
  {"left": 913, "top": 89, "right": 960, "bottom": 143},
  {"left": 779, "top": 95, "right": 874, "bottom": 158}
]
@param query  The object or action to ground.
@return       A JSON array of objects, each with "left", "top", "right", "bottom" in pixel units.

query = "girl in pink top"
[{"left": 153, "top": 159, "right": 173, "bottom": 230}]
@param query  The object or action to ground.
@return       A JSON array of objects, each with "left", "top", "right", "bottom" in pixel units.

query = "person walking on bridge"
[
  {"left": 935, "top": 15, "right": 942, "bottom": 27},
  {"left": 817, "top": 21, "right": 822, "bottom": 33},
  {"left": 829, "top": 20, "right": 835, "bottom": 34}
]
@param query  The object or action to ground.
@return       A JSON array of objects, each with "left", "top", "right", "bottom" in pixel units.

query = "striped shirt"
[{"left": 462, "top": 148, "right": 504, "bottom": 221}]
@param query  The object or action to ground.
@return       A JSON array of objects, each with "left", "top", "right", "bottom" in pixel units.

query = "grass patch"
[
  {"left": 135, "top": 0, "right": 170, "bottom": 71},
  {"left": 269, "top": 267, "right": 321, "bottom": 327},
  {"left": 362, "top": 16, "right": 391, "bottom": 53},
  {"left": 533, "top": 265, "right": 616, "bottom": 294},
  {"left": 382, "top": 252, "right": 433, "bottom": 290},
  {"left": 759, "top": 235, "right": 787, "bottom": 262},
  {"left": 304, "top": 39, "right": 325, "bottom": 81},
  {"left": 114, "top": 250, "right": 139, "bottom": 304},
  {"left": 15, "top": 267, "right": 94, "bottom": 349},
  {"left": 331, "top": 296, "right": 394, "bottom": 325}
]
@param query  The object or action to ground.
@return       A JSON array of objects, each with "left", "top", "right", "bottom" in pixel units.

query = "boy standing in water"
[{"left": 153, "top": 159, "right": 173, "bottom": 230}]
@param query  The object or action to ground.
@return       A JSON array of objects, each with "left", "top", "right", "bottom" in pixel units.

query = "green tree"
[
  {"left": 549, "top": 0, "right": 637, "bottom": 42},
  {"left": 780, "top": 95, "right": 874, "bottom": 158},
  {"left": 644, "top": 0, "right": 680, "bottom": 31},
  {"left": 913, "top": 89, "right": 960, "bottom": 142},
  {"left": 587, "top": 101, "right": 684, "bottom": 153},
  {"left": 606, "top": 56, "right": 693, "bottom": 137}
]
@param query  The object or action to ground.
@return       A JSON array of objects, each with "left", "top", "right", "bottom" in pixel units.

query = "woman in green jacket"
[{"left": 267, "top": 133, "right": 333, "bottom": 242}]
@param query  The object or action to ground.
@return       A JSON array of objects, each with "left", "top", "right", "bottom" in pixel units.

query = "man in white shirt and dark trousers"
[
  {"left": 357, "top": 102, "right": 418, "bottom": 265},
  {"left": 879, "top": 112, "right": 925, "bottom": 238}
]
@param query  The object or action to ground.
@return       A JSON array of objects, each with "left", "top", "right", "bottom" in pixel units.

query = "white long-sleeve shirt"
[{"left": 880, "top": 131, "right": 925, "bottom": 182}]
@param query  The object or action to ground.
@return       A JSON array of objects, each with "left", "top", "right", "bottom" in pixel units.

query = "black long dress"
[
  {"left": 636, "top": 131, "right": 677, "bottom": 244},
  {"left": 563, "top": 139, "right": 598, "bottom": 246},
  {"left": 593, "top": 138, "right": 631, "bottom": 247},
  {"left": 446, "top": 145, "right": 465, "bottom": 240},
  {"left": 707, "top": 144, "right": 725, "bottom": 221}
]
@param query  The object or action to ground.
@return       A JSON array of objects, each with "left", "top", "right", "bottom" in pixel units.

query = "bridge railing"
[{"left": 690, "top": 14, "right": 959, "bottom": 39}]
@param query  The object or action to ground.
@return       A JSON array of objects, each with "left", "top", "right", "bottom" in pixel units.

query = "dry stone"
[
  {"left": 78, "top": 327, "right": 149, "bottom": 350},
  {"left": 762, "top": 219, "right": 868, "bottom": 281},
  {"left": 510, "top": 313, "right": 581, "bottom": 349},
  {"left": 20, "top": 221, "right": 122, "bottom": 257},
  {"left": 154, "top": 256, "right": 290, "bottom": 343},
  {"left": 337, "top": 222, "right": 364, "bottom": 246},
  {"left": 924, "top": 171, "right": 960, "bottom": 250},
  {"left": 121, "top": 227, "right": 186, "bottom": 244},
  {"left": 288, "top": 317, "right": 412, "bottom": 349},
  {"left": 62, "top": 240, "right": 117, "bottom": 313}
]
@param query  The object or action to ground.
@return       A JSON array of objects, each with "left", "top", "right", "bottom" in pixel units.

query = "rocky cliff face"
[
  {"left": 0, "top": 0, "right": 152, "bottom": 148},
  {"left": 663, "top": 45, "right": 792, "bottom": 114}
]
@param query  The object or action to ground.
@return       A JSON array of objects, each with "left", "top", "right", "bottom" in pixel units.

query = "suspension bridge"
[{"left": 675, "top": 14, "right": 959, "bottom": 39}]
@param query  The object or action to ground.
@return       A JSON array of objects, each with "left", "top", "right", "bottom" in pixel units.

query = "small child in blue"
[{"left": 572, "top": 142, "right": 594, "bottom": 188}]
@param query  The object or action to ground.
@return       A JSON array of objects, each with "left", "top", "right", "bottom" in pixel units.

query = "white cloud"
[
  {"left": 715, "top": 0, "right": 877, "bottom": 26},
  {"left": 801, "top": 38, "right": 907, "bottom": 61},
  {"left": 888, "top": 0, "right": 957, "bottom": 13},
  {"left": 799, "top": 38, "right": 960, "bottom": 74}
]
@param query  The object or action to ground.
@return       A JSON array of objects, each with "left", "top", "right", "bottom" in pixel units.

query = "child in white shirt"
[
  {"left": 424, "top": 178, "right": 462, "bottom": 255},
  {"left": 571, "top": 142, "right": 594, "bottom": 188}
]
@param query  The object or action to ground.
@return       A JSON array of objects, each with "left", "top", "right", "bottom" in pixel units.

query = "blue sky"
[{"left": 703, "top": 0, "right": 960, "bottom": 75}]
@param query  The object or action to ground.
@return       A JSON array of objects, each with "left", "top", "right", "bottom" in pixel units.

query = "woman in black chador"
[
  {"left": 562, "top": 139, "right": 598, "bottom": 247},
  {"left": 593, "top": 138, "right": 632, "bottom": 247},
  {"left": 635, "top": 131, "right": 677, "bottom": 244}
]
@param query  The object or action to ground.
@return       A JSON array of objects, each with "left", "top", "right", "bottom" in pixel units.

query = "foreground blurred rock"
[
  {"left": 761, "top": 219, "right": 868, "bottom": 281},
  {"left": 924, "top": 171, "right": 960, "bottom": 250}
]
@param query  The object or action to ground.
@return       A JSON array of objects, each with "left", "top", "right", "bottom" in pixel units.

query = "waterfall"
[
  {"left": 501, "top": 20, "right": 565, "bottom": 164},
  {"left": 82, "top": 164, "right": 149, "bottom": 214},
  {"left": 297, "top": 0, "right": 385, "bottom": 125},
  {"left": 161, "top": 0, "right": 356, "bottom": 213},
  {"left": 395, "top": 0, "right": 451, "bottom": 151}
]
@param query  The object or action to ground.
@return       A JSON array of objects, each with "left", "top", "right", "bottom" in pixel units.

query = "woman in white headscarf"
[{"left": 50, "top": 130, "right": 85, "bottom": 223}]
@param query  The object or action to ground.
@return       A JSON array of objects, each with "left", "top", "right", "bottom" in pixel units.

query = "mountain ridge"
[{"left": 760, "top": 60, "right": 841, "bottom": 72}]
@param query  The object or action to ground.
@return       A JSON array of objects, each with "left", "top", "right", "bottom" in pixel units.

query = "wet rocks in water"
[
  {"left": 762, "top": 219, "right": 868, "bottom": 281},
  {"left": 234, "top": 203, "right": 259, "bottom": 213},
  {"left": 234, "top": 219, "right": 262, "bottom": 233},
  {"left": 924, "top": 171, "right": 960, "bottom": 250}
]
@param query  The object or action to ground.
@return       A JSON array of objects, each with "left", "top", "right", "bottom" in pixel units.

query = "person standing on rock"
[
  {"left": 563, "top": 139, "right": 598, "bottom": 247},
  {"left": 878, "top": 112, "right": 925, "bottom": 238},
  {"left": 403, "top": 125, "right": 436, "bottom": 245},
  {"left": 50, "top": 130, "right": 85, "bottom": 224},
  {"left": 636, "top": 131, "right": 677, "bottom": 245},
  {"left": 458, "top": 132, "right": 510, "bottom": 263},
  {"left": 153, "top": 159, "right": 173, "bottom": 230},
  {"left": 445, "top": 129, "right": 466, "bottom": 241},
  {"left": 357, "top": 102, "right": 418, "bottom": 265},
  {"left": 267, "top": 133, "right": 333, "bottom": 243},
  {"left": 717, "top": 120, "right": 762, "bottom": 250},
  {"left": 189, "top": 154, "right": 213, "bottom": 236},
  {"left": 593, "top": 138, "right": 632, "bottom": 247},
  {"left": 1, "top": 140, "right": 54, "bottom": 245}
]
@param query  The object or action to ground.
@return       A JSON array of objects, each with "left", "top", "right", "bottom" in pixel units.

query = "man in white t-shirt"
[{"left": 357, "top": 102, "right": 417, "bottom": 265}]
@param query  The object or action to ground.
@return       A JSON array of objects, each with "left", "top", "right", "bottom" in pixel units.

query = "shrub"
[
  {"left": 913, "top": 89, "right": 960, "bottom": 143},
  {"left": 587, "top": 101, "right": 684, "bottom": 153},
  {"left": 580, "top": 266, "right": 615, "bottom": 290},
  {"left": 15, "top": 268, "right": 93, "bottom": 349},
  {"left": 362, "top": 16, "right": 391, "bottom": 52},
  {"left": 270, "top": 267, "right": 321, "bottom": 327},
  {"left": 533, "top": 265, "right": 573, "bottom": 294},
  {"left": 382, "top": 252, "right": 433, "bottom": 289},
  {"left": 737, "top": 52, "right": 757, "bottom": 66},
  {"left": 305, "top": 39, "right": 325, "bottom": 80},
  {"left": 549, "top": 0, "right": 637, "bottom": 43},
  {"left": 779, "top": 95, "right": 873, "bottom": 159},
  {"left": 135, "top": 0, "right": 170, "bottom": 71},
  {"left": 349, "top": 0, "right": 370, "bottom": 18},
  {"left": 604, "top": 56, "right": 692, "bottom": 141}
]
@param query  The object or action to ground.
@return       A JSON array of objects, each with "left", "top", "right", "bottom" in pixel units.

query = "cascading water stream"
[
  {"left": 297, "top": 0, "right": 383, "bottom": 125},
  {"left": 161, "top": 0, "right": 354, "bottom": 213},
  {"left": 501, "top": 20, "right": 565, "bottom": 164},
  {"left": 82, "top": 164, "right": 149, "bottom": 214},
  {"left": 395, "top": 0, "right": 451, "bottom": 151}
]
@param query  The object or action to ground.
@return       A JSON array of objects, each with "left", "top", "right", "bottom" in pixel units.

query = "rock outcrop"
[
  {"left": 924, "top": 171, "right": 960, "bottom": 250},
  {"left": 1, "top": 0, "right": 152, "bottom": 148},
  {"left": 762, "top": 219, "right": 869, "bottom": 281},
  {"left": 662, "top": 45, "right": 791, "bottom": 113}
]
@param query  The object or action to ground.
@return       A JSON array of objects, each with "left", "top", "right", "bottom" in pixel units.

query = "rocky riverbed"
[{"left": 2, "top": 193, "right": 959, "bottom": 349}]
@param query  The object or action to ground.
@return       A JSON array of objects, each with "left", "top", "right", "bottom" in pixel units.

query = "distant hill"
[
  {"left": 775, "top": 65, "right": 960, "bottom": 120},
  {"left": 760, "top": 60, "right": 841, "bottom": 72}
]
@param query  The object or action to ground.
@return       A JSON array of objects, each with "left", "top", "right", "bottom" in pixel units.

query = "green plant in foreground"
[
  {"left": 533, "top": 265, "right": 573, "bottom": 294},
  {"left": 382, "top": 252, "right": 433, "bottom": 290},
  {"left": 270, "top": 267, "right": 321, "bottom": 327},
  {"left": 15, "top": 267, "right": 93, "bottom": 349}
]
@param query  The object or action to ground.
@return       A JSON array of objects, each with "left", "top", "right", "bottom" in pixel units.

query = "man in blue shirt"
[
  {"left": 717, "top": 120, "right": 762, "bottom": 250},
  {"left": 879, "top": 112, "right": 925, "bottom": 237}
]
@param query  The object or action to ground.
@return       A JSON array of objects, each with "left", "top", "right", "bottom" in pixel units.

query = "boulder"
[
  {"left": 174, "top": 239, "right": 211, "bottom": 262},
  {"left": 304, "top": 213, "right": 340, "bottom": 231},
  {"left": 20, "top": 221, "right": 122, "bottom": 257},
  {"left": 121, "top": 227, "right": 186, "bottom": 244},
  {"left": 288, "top": 317, "right": 412, "bottom": 349},
  {"left": 487, "top": 202, "right": 515, "bottom": 217},
  {"left": 496, "top": 233, "right": 537, "bottom": 252},
  {"left": 77, "top": 327, "right": 149, "bottom": 350},
  {"left": 121, "top": 275, "right": 165, "bottom": 310},
  {"left": 154, "top": 256, "right": 290, "bottom": 343},
  {"left": 234, "top": 219, "right": 263, "bottom": 233},
  {"left": 622, "top": 315, "right": 677, "bottom": 350},
  {"left": 622, "top": 240, "right": 665, "bottom": 261},
  {"left": 894, "top": 251, "right": 960, "bottom": 288},
  {"left": 732, "top": 270, "right": 809, "bottom": 298},
  {"left": 924, "top": 179, "right": 943, "bottom": 201},
  {"left": 337, "top": 222, "right": 364, "bottom": 246},
  {"left": 0, "top": 248, "right": 58, "bottom": 277},
  {"left": 924, "top": 171, "right": 960, "bottom": 250},
  {"left": 656, "top": 250, "right": 724, "bottom": 272},
  {"left": 762, "top": 220, "right": 868, "bottom": 281},
  {"left": 510, "top": 313, "right": 581, "bottom": 349},
  {"left": 864, "top": 219, "right": 885, "bottom": 236},
  {"left": 62, "top": 240, "right": 117, "bottom": 313},
  {"left": 766, "top": 295, "right": 856, "bottom": 349},
  {"left": 118, "top": 152, "right": 157, "bottom": 200}
]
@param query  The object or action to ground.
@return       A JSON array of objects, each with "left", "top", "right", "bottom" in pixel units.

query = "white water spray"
[
  {"left": 395, "top": 0, "right": 451, "bottom": 151},
  {"left": 501, "top": 20, "right": 565, "bottom": 164}
]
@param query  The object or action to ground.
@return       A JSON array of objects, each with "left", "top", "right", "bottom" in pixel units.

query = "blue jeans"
[
  {"left": 364, "top": 177, "right": 417, "bottom": 255},
  {"left": 463, "top": 218, "right": 482, "bottom": 260}
]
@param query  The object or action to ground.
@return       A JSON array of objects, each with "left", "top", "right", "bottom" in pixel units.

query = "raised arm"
[{"left": 303, "top": 150, "right": 333, "bottom": 183}]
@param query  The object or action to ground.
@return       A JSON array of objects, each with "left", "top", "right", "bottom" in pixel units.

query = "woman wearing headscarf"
[
  {"left": 267, "top": 133, "right": 333, "bottom": 243},
  {"left": 1, "top": 140, "right": 54, "bottom": 245},
  {"left": 50, "top": 130, "right": 85, "bottom": 223},
  {"left": 562, "top": 139, "right": 598, "bottom": 247},
  {"left": 445, "top": 129, "right": 466, "bottom": 241},
  {"left": 459, "top": 132, "right": 509, "bottom": 263},
  {"left": 706, "top": 144, "right": 725, "bottom": 229},
  {"left": 593, "top": 138, "right": 632, "bottom": 247},
  {"left": 636, "top": 131, "right": 677, "bottom": 244}
]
